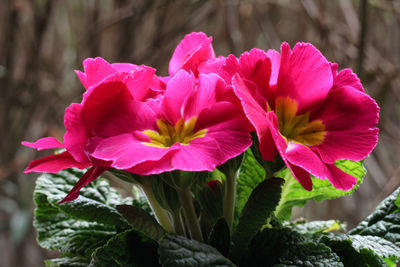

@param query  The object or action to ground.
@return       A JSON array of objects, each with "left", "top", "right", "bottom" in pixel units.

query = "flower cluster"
[{"left": 23, "top": 32, "right": 379, "bottom": 204}]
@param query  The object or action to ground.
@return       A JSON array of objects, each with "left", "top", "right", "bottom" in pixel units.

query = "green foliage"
[
  {"left": 349, "top": 188, "right": 400, "bottom": 246},
  {"left": 45, "top": 257, "right": 89, "bottom": 267},
  {"left": 230, "top": 177, "right": 284, "bottom": 263},
  {"left": 208, "top": 218, "right": 230, "bottom": 257},
  {"left": 90, "top": 229, "right": 160, "bottom": 267},
  {"left": 241, "top": 227, "right": 342, "bottom": 266},
  {"left": 33, "top": 169, "right": 159, "bottom": 266},
  {"left": 290, "top": 220, "right": 344, "bottom": 235},
  {"left": 319, "top": 234, "right": 396, "bottom": 266},
  {"left": 158, "top": 234, "right": 235, "bottom": 267},
  {"left": 234, "top": 149, "right": 265, "bottom": 227},
  {"left": 116, "top": 204, "right": 167, "bottom": 241},
  {"left": 275, "top": 159, "right": 366, "bottom": 221}
]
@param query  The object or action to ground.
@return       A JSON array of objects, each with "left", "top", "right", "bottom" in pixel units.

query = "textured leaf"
[
  {"left": 45, "top": 256, "right": 89, "bottom": 267},
  {"left": 241, "top": 227, "right": 342, "bottom": 266},
  {"left": 33, "top": 169, "right": 132, "bottom": 262},
  {"left": 117, "top": 204, "right": 167, "bottom": 242},
  {"left": 349, "top": 187, "right": 400, "bottom": 246},
  {"left": 290, "top": 220, "right": 344, "bottom": 235},
  {"left": 319, "top": 234, "right": 397, "bottom": 266},
  {"left": 230, "top": 177, "right": 284, "bottom": 263},
  {"left": 208, "top": 218, "right": 230, "bottom": 257},
  {"left": 90, "top": 229, "right": 160, "bottom": 267},
  {"left": 275, "top": 159, "right": 365, "bottom": 221},
  {"left": 158, "top": 234, "right": 235, "bottom": 267},
  {"left": 235, "top": 149, "right": 265, "bottom": 227}
]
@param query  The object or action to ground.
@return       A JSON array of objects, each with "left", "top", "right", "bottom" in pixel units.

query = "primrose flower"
[
  {"left": 169, "top": 32, "right": 225, "bottom": 77},
  {"left": 23, "top": 59, "right": 159, "bottom": 203},
  {"left": 86, "top": 69, "right": 252, "bottom": 175},
  {"left": 227, "top": 43, "right": 379, "bottom": 190}
]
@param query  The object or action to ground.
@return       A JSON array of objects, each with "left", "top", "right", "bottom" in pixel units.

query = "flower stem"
[
  {"left": 178, "top": 188, "right": 204, "bottom": 242},
  {"left": 139, "top": 178, "right": 174, "bottom": 233},
  {"left": 223, "top": 170, "right": 237, "bottom": 233},
  {"left": 171, "top": 208, "right": 186, "bottom": 237}
]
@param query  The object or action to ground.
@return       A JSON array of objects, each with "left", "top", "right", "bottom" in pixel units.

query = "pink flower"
[
  {"left": 226, "top": 43, "right": 379, "bottom": 191},
  {"left": 86, "top": 69, "right": 252, "bottom": 175},
  {"left": 169, "top": 32, "right": 225, "bottom": 77},
  {"left": 23, "top": 58, "right": 159, "bottom": 203}
]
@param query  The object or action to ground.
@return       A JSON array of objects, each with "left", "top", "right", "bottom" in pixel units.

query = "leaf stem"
[
  {"left": 139, "top": 178, "right": 174, "bottom": 233},
  {"left": 171, "top": 208, "right": 186, "bottom": 237},
  {"left": 223, "top": 170, "right": 237, "bottom": 233},
  {"left": 177, "top": 188, "right": 204, "bottom": 242}
]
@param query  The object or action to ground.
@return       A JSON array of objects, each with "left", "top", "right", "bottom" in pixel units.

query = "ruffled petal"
[
  {"left": 324, "top": 163, "right": 358, "bottom": 190},
  {"left": 169, "top": 32, "right": 215, "bottom": 76},
  {"left": 22, "top": 137, "right": 64, "bottom": 151},
  {"left": 332, "top": 68, "right": 364, "bottom": 92},
  {"left": 89, "top": 133, "right": 176, "bottom": 170},
  {"left": 198, "top": 56, "right": 226, "bottom": 74},
  {"left": 276, "top": 42, "right": 333, "bottom": 113},
  {"left": 285, "top": 142, "right": 357, "bottom": 191},
  {"left": 169, "top": 136, "right": 221, "bottom": 171},
  {"left": 58, "top": 166, "right": 108, "bottom": 204},
  {"left": 266, "top": 49, "right": 281, "bottom": 87},
  {"left": 182, "top": 73, "right": 221, "bottom": 119},
  {"left": 266, "top": 111, "right": 312, "bottom": 190},
  {"left": 311, "top": 86, "right": 379, "bottom": 163},
  {"left": 64, "top": 103, "right": 89, "bottom": 163},
  {"left": 75, "top": 57, "right": 115, "bottom": 90},
  {"left": 24, "top": 151, "right": 90, "bottom": 174},
  {"left": 161, "top": 70, "right": 195, "bottom": 124},
  {"left": 232, "top": 74, "right": 277, "bottom": 160}
]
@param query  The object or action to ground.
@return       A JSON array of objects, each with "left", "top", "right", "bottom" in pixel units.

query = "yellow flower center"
[
  {"left": 142, "top": 117, "right": 207, "bottom": 148},
  {"left": 274, "top": 97, "right": 326, "bottom": 146}
]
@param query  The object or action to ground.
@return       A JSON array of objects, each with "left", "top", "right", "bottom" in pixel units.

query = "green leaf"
[
  {"left": 45, "top": 256, "right": 89, "bottom": 267},
  {"left": 290, "top": 220, "right": 344, "bottom": 235},
  {"left": 208, "top": 218, "right": 230, "bottom": 257},
  {"left": 274, "top": 159, "right": 365, "bottom": 221},
  {"left": 349, "top": 187, "right": 400, "bottom": 246},
  {"left": 241, "top": 227, "right": 342, "bottom": 266},
  {"left": 90, "top": 229, "right": 160, "bottom": 267},
  {"left": 235, "top": 149, "right": 265, "bottom": 227},
  {"left": 319, "top": 234, "right": 397, "bottom": 266},
  {"left": 33, "top": 169, "right": 132, "bottom": 262},
  {"left": 116, "top": 204, "right": 167, "bottom": 242},
  {"left": 230, "top": 177, "right": 284, "bottom": 263},
  {"left": 158, "top": 234, "right": 235, "bottom": 267}
]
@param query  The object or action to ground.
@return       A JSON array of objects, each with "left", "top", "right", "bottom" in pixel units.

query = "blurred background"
[{"left": 1, "top": 0, "right": 399, "bottom": 266}]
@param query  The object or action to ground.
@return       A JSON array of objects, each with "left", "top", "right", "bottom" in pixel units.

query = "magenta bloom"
[
  {"left": 23, "top": 58, "right": 159, "bottom": 203},
  {"left": 86, "top": 69, "right": 252, "bottom": 175},
  {"left": 169, "top": 32, "right": 225, "bottom": 77},
  {"left": 226, "top": 43, "right": 379, "bottom": 190}
]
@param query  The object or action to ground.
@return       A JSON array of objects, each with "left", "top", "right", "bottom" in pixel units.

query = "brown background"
[{"left": 1, "top": 0, "right": 400, "bottom": 266}]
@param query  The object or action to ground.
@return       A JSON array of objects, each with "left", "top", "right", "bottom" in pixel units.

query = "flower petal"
[
  {"left": 161, "top": 70, "right": 195, "bottom": 124},
  {"left": 285, "top": 142, "right": 357, "bottom": 190},
  {"left": 169, "top": 32, "right": 215, "bottom": 76},
  {"left": 311, "top": 86, "right": 379, "bottom": 163},
  {"left": 182, "top": 73, "right": 221, "bottom": 119},
  {"left": 333, "top": 68, "right": 364, "bottom": 92},
  {"left": 64, "top": 103, "right": 89, "bottom": 163},
  {"left": 276, "top": 42, "right": 333, "bottom": 113},
  {"left": 24, "top": 151, "right": 90, "bottom": 174},
  {"left": 266, "top": 111, "right": 312, "bottom": 190},
  {"left": 324, "top": 163, "right": 358, "bottom": 191},
  {"left": 232, "top": 74, "right": 277, "bottom": 160},
  {"left": 75, "top": 57, "right": 115, "bottom": 90},
  {"left": 58, "top": 166, "right": 108, "bottom": 204},
  {"left": 266, "top": 49, "right": 281, "bottom": 87},
  {"left": 89, "top": 133, "right": 176, "bottom": 170},
  {"left": 22, "top": 137, "right": 64, "bottom": 151}
]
